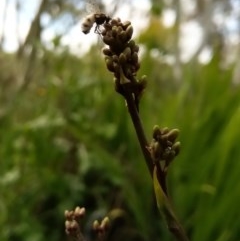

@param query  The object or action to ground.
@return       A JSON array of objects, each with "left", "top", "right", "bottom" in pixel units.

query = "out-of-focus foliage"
[{"left": 0, "top": 0, "right": 240, "bottom": 241}]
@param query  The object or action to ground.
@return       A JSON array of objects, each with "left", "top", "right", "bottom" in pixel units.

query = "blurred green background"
[{"left": 1, "top": 0, "right": 240, "bottom": 241}]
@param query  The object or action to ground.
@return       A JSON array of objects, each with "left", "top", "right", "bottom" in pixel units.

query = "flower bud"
[
  {"left": 127, "top": 40, "right": 136, "bottom": 49},
  {"left": 119, "top": 53, "right": 127, "bottom": 65},
  {"left": 74, "top": 206, "right": 85, "bottom": 217},
  {"left": 112, "top": 26, "right": 118, "bottom": 37},
  {"left": 161, "top": 127, "right": 169, "bottom": 134},
  {"left": 119, "top": 31, "right": 127, "bottom": 42},
  {"left": 103, "top": 35, "right": 114, "bottom": 45},
  {"left": 123, "top": 47, "right": 131, "bottom": 59},
  {"left": 122, "top": 21, "right": 131, "bottom": 30},
  {"left": 153, "top": 125, "right": 161, "bottom": 140},
  {"left": 172, "top": 142, "right": 181, "bottom": 156},
  {"left": 105, "top": 58, "right": 115, "bottom": 72},
  {"left": 101, "top": 217, "right": 110, "bottom": 230},
  {"left": 133, "top": 44, "right": 139, "bottom": 53},
  {"left": 112, "top": 55, "right": 118, "bottom": 62},
  {"left": 102, "top": 47, "right": 112, "bottom": 56},
  {"left": 126, "top": 25, "right": 133, "bottom": 40},
  {"left": 166, "top": 129, "right": 180, "bottom": 142},
  {"left": 111, "top": 19, "right": 119, "bottom": 26},
  {"left": 93, "top": 220, "right": 100, "bottom": 230},
  {"left": 132, "top": 52, "right": 138, "bottom": 64},
  {"left": 117, "top": 26, "right": 123, "bottom": 34}
]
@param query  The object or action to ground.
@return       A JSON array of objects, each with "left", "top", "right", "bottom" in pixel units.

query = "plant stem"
[
  {"left": 123, "top": 88, "right": 190, "bottom": 241},
  {"left": 123, "top": 89, "right": 153, "bottom": 176}
]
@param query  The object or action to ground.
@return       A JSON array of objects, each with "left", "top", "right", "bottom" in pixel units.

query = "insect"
[{"left": 81, "top": 0, "right": 111, "bottom": 34}]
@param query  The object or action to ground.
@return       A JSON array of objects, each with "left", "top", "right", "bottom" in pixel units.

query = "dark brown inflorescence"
[{"left": 99, "top": 18, "right": 147, "bottom": 109}]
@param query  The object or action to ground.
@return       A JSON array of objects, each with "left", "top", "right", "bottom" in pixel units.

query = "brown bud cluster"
[
  {"left": 148, "top": 125, "right": 181, "bottom": 171},
  {"left": 92, "top": 216, "right": 110, "bottom": 238},
  {"left": 64, "top": 206, "right": 86, "bottom": 241},
  {"left": 100, "top": 18, "right": 146, "bottom": 106}
]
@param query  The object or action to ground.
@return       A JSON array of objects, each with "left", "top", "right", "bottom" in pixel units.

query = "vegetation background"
[{"left": 1, "top": 0, "right": 240, "bottom": 240}]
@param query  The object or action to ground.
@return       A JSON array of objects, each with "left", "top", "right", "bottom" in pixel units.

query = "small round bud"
[
  {"left": 65, "top": 220, "right": 71, "bottom": 228},
  {"left": 112, "top": 26, "right": 118, "bottom": 37},
  {"left": 127, "top": 40, "right": 136, "bottom": 49},
  {"left": 115, "top": 18, "right": 121, "bottom": 23},
  {"left": 117, "top": 26, "right": 123, "bottom": 34},
  {"left": 111, "top": 19, "right": 119, "bottom": 26},
  {"left": 106, "top": 58, "right": 115, "bottom": 72},
  {"left": 112, "top": 55, "right": 119, "bottom": 62},
  {"left": 119, "top": 53, "right": 127, "bottom": 65},
  {"left": 133, "top": 44, "right": 139, "bottom": 53},
  {"left": 101, "top": 217, "right": 110, "bottom": 229},
  {"left": 172, "top": 142, "right": 181, "bottom": 156},
  {"left": 93, "top": 220, "right": 100, "bottom": 230},
  {"left": 153, "top": 125, "right": 161, "bottom": 140},
  {"left": 161, "top": 127, "right": 169, "bottom": 134},
  {"left": 64, "top": 210, "right": 70, "bottom": 218},
  {"left": 119, "top": 31, "right": 127, "bottom": 42},
  {"left": 166, "top": 129, "right": 180, "bottom": 142},
  {"left": 132, "top": 52, "right": 138, "bottom": 64},
  {"left": 123, "top": 47, "right": 131, "bottom": 59},
  {"left": 70, "top": 220, "right": 79, "bottom": 230},
  {"left": 102, "top": 47, "right": 112, "bottom": 56},
  {"left": 74, "top": 206, "right": 85, "bottom": 217},
  {"left": 126, "top": 25, "right": 133, "bottom": 40},
  {"left": 122, "top": 21, "right": 131, "bottom": 30},
  {"left": 103, "top": 35, "right": 114, "bottom": 45}
]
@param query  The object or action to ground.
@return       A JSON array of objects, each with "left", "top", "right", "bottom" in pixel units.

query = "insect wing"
[{"left": 85, "top": 0, "right": 101, "bottom": 13}]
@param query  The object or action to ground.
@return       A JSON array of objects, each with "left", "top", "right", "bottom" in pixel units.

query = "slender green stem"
[
  {"left": 123, "top": 89, "right": 153, "bottom": 176},
  {"left": 122, "top": 88, "right": 190, "bottom": 241}
]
